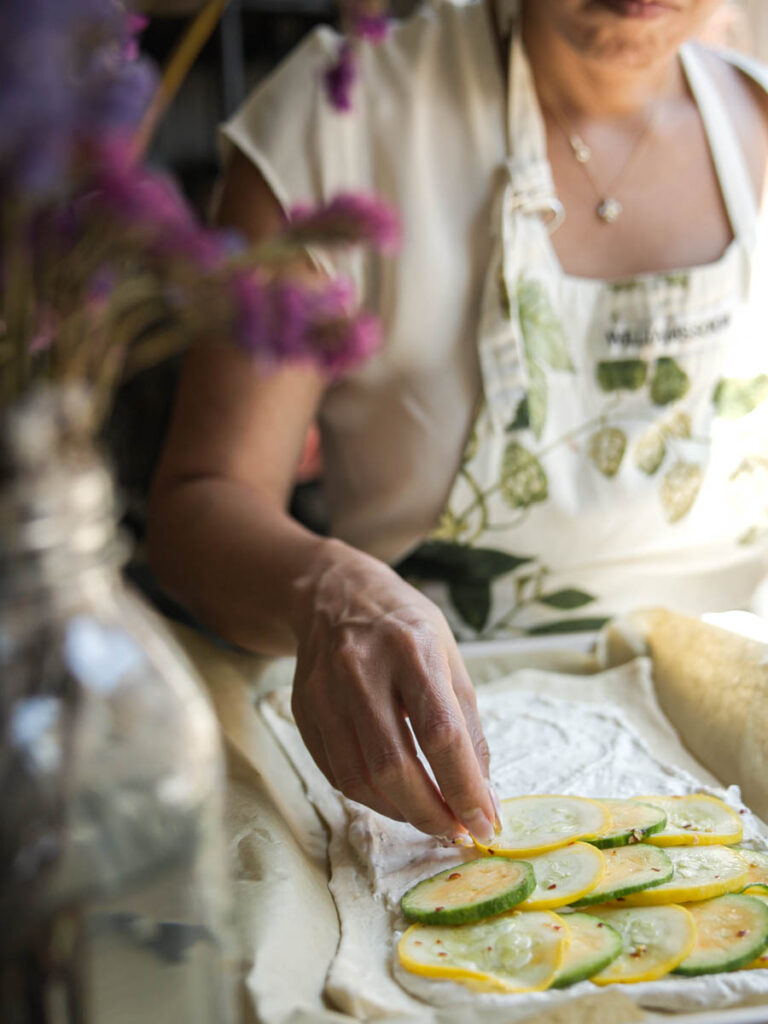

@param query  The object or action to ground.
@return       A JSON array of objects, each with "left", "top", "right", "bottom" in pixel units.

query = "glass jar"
[{"left": 0, "top": 389, "right": 236, "bottom": 1024}]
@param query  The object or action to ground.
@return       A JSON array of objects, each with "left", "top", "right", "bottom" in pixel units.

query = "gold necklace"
[{"left": 545, "top": 102, "right": 662, "bottom": 224}]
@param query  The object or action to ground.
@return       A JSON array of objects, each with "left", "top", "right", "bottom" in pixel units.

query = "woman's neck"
[{"left": 520, "top": 3, "right": 687, "bottom": 120}]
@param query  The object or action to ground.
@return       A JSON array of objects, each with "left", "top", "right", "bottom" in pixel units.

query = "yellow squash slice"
[
  {"left": 398, "top": 910, "right": 568, "bottom": 993},
  {"left": 618, "top": 845, "right": 748, "bottom": 906},
  {"left": 519, "top": 842, "right": 606, "bottom": 910},
  {"left": 639, "top": 794, "right": 743, "bottom": 847},
  {"left": 735, "top": 847, "right": 768, "bottom": 893},
  {"left": 587, "top": 905, "right": 696, "bottom": 984},
  {"left": 476, "top": 795, "right": 611, "bottom": 858}
]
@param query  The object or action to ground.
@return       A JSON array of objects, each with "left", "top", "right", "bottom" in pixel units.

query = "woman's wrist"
[{"left": 289, "top": 535, "right": 358, "bottom": 644}]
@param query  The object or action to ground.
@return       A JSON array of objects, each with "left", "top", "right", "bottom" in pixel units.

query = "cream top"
[{"left": 221, "top": 0, "right": 504, "bottom": 562}]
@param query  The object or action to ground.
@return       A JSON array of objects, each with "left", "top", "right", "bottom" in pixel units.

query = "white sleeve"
[{"left": 219, "top": 26, "right": 373, "bottom": 281}]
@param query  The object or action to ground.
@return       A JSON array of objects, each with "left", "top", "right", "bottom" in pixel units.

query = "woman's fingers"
[
  {"left": 447, "top": 646, "right": 493, "bottom": 784},
  {"left": 396, "top": 636, "right": 497, "bottom": 842},
  {"left": 290, "top": 544, "right": 498, "bottom": 838},
  {"left": 352, "top": 701, "right": 464, "bottom": 838},
  {"left": 321, "top": 720, "right": 407, "bottom": 822}
]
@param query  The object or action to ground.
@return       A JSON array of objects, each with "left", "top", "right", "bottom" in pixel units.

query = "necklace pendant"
[
  {"left": 570, "top": 134, "right": 591, "bottom": 164},
  {"left": 597, "top": 197, "right": 623, "bottom": 224}
]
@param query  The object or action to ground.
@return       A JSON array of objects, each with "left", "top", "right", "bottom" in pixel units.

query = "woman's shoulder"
[{"left": 700, "top": 47, "right": 768, "bottom": 209}]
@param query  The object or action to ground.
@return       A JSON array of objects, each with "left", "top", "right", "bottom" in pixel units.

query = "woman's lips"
[{"left": 595, "top": 0, "right": 677, "bottom": 17}]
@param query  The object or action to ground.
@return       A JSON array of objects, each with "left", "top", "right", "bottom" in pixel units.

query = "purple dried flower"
[
  {"left": 0, "top": 0, "right": 155, "bottom": 199},
  {"left": 86, "top": 141, "right": 227, "bottom": 270},
  {"left": 29, "top": 311, "right": 58, "bottom": 356},
  {"left": 325, "top": 40, "right": 357, "bottom": 113},
  {"left": 350, "top": 14, "right": 389, "bottom": 42},
  {"left": 325, "top": 2, "right": 390, "bottom": 111},
  {"left": 309, "top": 310, "right": 381, "bottom": 374},
  {"left": 288, "top": 194, "right": 401, "bottom": 253},
  {"left": 125, "top": 14, "right": 149, "bottom": 62},
  {"left": 345, "top": 0, "right": 390, "bottom": 40},
  {"left": 232, "top": 272, "right": 380, "bottom": 375}
]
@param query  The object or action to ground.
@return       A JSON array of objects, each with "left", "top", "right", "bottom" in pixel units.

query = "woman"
[{"left": 148, "top": 0, "right": 768, "bottom": 845}]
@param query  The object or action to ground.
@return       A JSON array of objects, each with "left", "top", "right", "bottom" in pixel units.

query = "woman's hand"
[{"left": 291, "top": 538, "right": 500, "bottom": 842}]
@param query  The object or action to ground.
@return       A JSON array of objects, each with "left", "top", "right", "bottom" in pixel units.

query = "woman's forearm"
[{"left": 147, "top": 474, "right": 328, "bottom": 655}]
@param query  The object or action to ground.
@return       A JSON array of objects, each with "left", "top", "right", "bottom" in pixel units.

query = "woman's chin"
[{"left": 566, "top": 3, "right": 689, "bottom": 67}]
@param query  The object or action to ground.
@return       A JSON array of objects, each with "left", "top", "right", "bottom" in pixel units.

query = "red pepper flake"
[
  {"left": 414, "top": 941, "right": 422, "bottom": 946},
  {"left": 488, "top": 849, "right": 496, "bottom": 855},
  {"left": 553, "top": 925, "right": 562, "bottom": 931},
  {"left": 630, "top": 951, "right": 643, "bottom": 958},
  {"left": 547, "top": 883, "right": 558, "bottom": 890},
  {"left": 737, "top": 930, "right": 748, "bottom": 937},
  {"left": 486, "top": 946, "right": 493, "bottom": 952},
  {"left": 438, "top": 952, "right": 448, "bottom": 957},
  {"left": 682, "top": 823, "right": 693, "bottom": 829},
  {"left": 435, "top": 906, "right": 445, "bottom": 912},
  {"left": 617, "top": 897, "right": 626, "bottom": 902},
  {"left": 740, "top": 809, "right": 746, "bottom": 815},
  {"left": 448, "top": 873, "right": 461, "bottom": 881},
  {"left": 651, "top": 868, "right": 661, "bottom": 872},
  {"left": 435, "top": 940, "right": 442, "bottom": 945},
  {"left": 597, "top": 923, "right": 605, "bottom": 928}
]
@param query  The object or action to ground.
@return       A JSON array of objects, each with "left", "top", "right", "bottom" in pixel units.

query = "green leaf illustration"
[
  {"left": 430, "top": 509, "right": 464, "bottom": 543},
  {"left": 498, "top": 264, "right": 512, "bottom": 319},
  {"left": 660, "top": 461, "right": 703, "bottom": 523},
  {"left": 650, "top": 357, "right": 690, "bottom": 406},
  {"left": 634, "top": 428, "right": 666, "bottom": 476},
  {"left": 588, "top": 427, "right": 627, "bottom": 477},
  {"left": 609, "top": 280, "right": 642, "bottom": 294},
  {"left": 596, "top": 359, "right": 648, "bottom": 393},
  {"left": 661, "top": 411, "right": 692, "bottom": 439},
  {"left": 507, "top": 395, "right": 530, "bottom": 432},
  {"left": 538, "top": 589, "right": 597, "bottom": 610},
  {"left": 527, "top": 617, "right": 611, "bottom": 636},
  {"left": 517, "top": 277, "right": 573, "bottom": 372},
  {"left": 713, "top": 375, "right": 768, "bottom": 419},
  {"left": 501, "top": 442, "right": 549, "bottom": 509},
  {"left": 450, "top": 580, "right": 491, "bottom": 632},
  {"left": 398, "top": 541, "right": 532, "bottom": 583},
  {"left": 526, "top": 360, "right": 548, "bottom": 440},
  {"left": 663, "top": 272, "right": 690, "bottom": 289}
]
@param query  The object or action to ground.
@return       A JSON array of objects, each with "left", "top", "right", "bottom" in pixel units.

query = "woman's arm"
[{"left": 148, "top": 151, "right": 499, "bottom": 842}]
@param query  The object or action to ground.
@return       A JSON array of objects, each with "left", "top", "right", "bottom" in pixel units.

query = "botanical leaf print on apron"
[{"left": 397, "top": 22, "right": 768, "bottom": 640}]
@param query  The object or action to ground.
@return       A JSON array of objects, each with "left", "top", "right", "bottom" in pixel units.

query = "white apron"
[{"left": 400, "top": 14, "right": 768, "bottom": 639}]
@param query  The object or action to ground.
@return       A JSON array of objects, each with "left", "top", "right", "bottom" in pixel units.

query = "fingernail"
[
  {"left": 452, "top": 833, "right": 475, "bottom": 848},
  {"left": 464, "top": 809, "right": 495, "bottom": 844},
  {"left": 488, "top": 785, "right": 503, "bottom": 833}
]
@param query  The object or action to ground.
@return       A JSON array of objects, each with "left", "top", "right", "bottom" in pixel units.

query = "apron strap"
[{"left": 680, "top": 43, "right": 759, "bottom": 248}]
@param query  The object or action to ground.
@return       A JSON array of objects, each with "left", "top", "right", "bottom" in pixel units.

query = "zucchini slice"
[
  {"left": 551, "top": 913, "right": 622, "bottom": 988},
  {"left": 639, "top": 794, "right": 743, "bottom": 847},
  {"left": 584, "top": 799, "right": 667, "bottom": 849},
  {"left": 619, "top": 845, "right": 748, "bottom": 906},
  {"left": 743, "top": 894, "right": 768, "bottom": 968},
  {"left": 674, "top": 894, "right": 768, "bottom": 975},
  {"left": 398, "top": 910, "right": 567, "bottom": 993},
  {"left": 520, "top": 842, "right": 606, "bottom": 910},
  {"left": 571, "top": 844, "right": 673, "bottom": 907},
  {"left": 734, "top": 847, "right": 768, "bottom": 892},
  {"left": 476, "top": 795, "right": 611, "bottom": 858},
  {"left": 400, "top": 857, "right": 535, "bottom": 925},
  {"left": 587, "top": 905, "right": 696, "bottom": 984}
]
